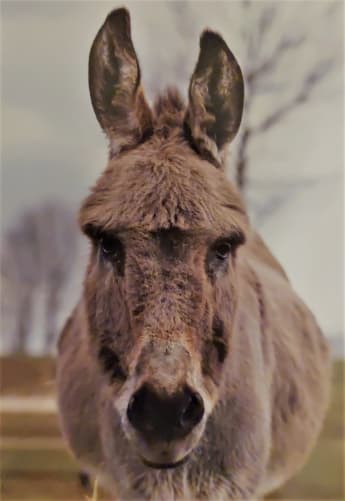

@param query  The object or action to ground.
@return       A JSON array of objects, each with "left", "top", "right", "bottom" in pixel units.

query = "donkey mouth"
[{"left": 140, "top": 454, "right": 189, "bottom": 469}]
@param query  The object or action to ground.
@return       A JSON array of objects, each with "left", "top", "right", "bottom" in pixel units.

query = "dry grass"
[{"left": 0, "top": 355, "right": 56, "bottom": 396}]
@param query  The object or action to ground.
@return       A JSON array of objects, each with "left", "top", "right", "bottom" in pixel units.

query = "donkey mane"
[{"left": 152, "top": 87, "right": 186, "bottom": 129}]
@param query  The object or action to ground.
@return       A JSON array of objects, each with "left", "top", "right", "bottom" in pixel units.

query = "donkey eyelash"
[
  {"left": 212, "top": 231, "right": 245, "bottom": 254},
  {"left": 82, "top": 223, "right": 122, "bottom": 251},
  {"left": 82, "top": 223, "right": 104, "bottom": 241}
]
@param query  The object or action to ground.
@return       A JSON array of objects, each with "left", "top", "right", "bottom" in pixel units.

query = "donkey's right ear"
[{"left": 89, "top": 8, "right": 153, "bottom": 156}]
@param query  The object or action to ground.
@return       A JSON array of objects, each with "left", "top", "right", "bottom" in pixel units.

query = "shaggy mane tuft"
[{"left": 153, "top": 87, "right": 186, "bottom": 128}]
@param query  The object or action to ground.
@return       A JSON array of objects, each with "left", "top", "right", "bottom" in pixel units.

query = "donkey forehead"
[{"left": 80, "top": 140, "right": 248, "bottom": 236}]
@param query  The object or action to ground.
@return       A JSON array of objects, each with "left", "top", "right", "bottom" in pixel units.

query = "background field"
[{"left": 0, "top": 356, "right": 344, "bottom": 501}]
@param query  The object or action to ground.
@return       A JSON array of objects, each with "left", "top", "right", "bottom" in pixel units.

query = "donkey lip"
[{"left": 140, "top": 455, "right": 189, "bottom": 469}]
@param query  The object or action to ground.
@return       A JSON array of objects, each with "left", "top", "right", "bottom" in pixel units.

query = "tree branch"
[
  {"left": 252, "top": 59, "right": 334, "bottom": 134},
  {"left": 247, "top": 34, "right": 305, "bottom": 87},
  {"left": 243, "top": 2, "right": 278, "bottom": 64}
]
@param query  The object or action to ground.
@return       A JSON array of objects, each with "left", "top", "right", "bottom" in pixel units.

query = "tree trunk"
[
  {"left": 15, "top": 290, "right": 33, "bottom": 353},
  {"left": 44, "top": 280, "right": 61, "bottom": 353},
  {"left": 235, "top": 128, "right": 251, "bottom": 191}
]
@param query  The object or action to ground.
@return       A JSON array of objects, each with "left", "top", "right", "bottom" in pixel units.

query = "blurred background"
[{"left": 1, "top": 1, "right": 343, "bottom": 500}]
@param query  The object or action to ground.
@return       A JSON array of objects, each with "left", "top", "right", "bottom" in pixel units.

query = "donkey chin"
[
  {"left": 114, "top": 377, "right": 210, "bottom": 469},
  {"left": 123, "top": 418, "right": 206, "bottom": 469}
]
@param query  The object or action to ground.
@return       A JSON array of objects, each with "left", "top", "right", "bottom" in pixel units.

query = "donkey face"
[{"left": 80, "top": 8, "right": 246, "bottom": 468}]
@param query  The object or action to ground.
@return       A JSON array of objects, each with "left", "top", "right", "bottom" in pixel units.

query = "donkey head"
[{"left": 80, "top": 8, "right": 247, "bottom": 468}]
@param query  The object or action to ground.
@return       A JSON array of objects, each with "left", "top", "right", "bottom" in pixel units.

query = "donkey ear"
[
  {"left": 184, "top": 31, "right": 244, "bottom": 167},
  {"left": 89, "top": 8, "right": 153, "bottom": 155}
]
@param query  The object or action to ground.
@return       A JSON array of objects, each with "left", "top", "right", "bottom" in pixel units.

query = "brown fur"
[{"left": 57, "top": 8, "right": 331, "bottom": 500}]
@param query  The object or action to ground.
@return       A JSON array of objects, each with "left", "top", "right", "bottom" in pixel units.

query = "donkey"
[{"left": 57, "top": 8, "right": 331, "bottom": 501}]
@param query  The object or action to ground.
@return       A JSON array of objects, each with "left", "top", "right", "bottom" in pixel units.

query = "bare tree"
[
  {"left": 2, "top": 219, "right": 42, "bottom": 352},
  {"left": 1, "top": 202, "right": 78, "bottom": 353}
]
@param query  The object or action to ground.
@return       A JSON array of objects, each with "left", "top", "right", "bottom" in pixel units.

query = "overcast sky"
[{"left": 1, "top": 1, "right": 343, "bottom": 349}]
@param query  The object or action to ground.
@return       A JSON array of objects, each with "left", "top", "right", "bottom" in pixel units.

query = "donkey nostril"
[
  {"left": 127, "top": 386, "right": 149, "bottom": 429},
  {"left": 127, "top": 395, "right": 137, "bottom": 426},
  {"left": 180, "top": 390, "right": 204, "bottom": 430},
  {"left": 127, "top": 384, "right": 204, "bottom": 441},
  {"left": 127, "top": 394, "right": 136, "bottom": 416},
  {"left": 181, "top": 396, "right": 193, "bottom": 424}
]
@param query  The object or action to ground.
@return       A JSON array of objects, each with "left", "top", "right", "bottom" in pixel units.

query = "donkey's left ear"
[{"left": 184, "top": 31, "right": 244, "bottom": 167}]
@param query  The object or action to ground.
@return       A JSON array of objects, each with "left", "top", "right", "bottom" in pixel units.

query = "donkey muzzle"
[{"left": 127, "top": 383, "right": 204, "bottom": 443}]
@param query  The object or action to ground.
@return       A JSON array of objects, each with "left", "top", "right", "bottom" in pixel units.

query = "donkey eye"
[
  {"left": 214, "top": 241, "right": 232, "bottom": 260},
  {"left": 100, "top": 234, "right": 123, "bottom": 259}
]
